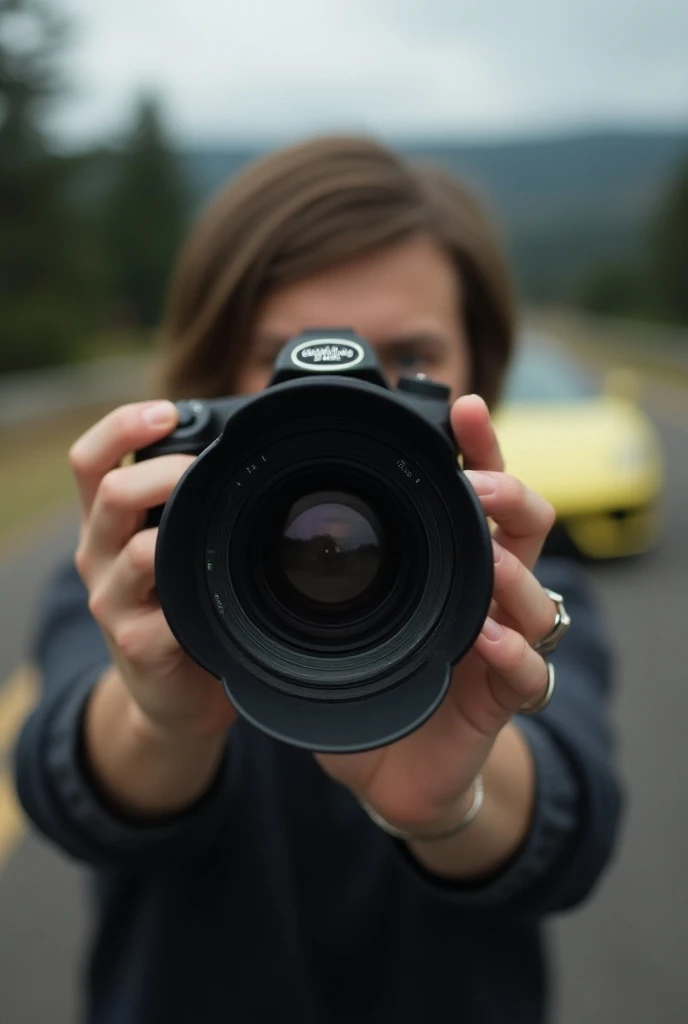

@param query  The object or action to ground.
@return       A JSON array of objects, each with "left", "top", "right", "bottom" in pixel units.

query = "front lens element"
[{"left": 280, "top": 492, "right": 381, "bottom": 605}]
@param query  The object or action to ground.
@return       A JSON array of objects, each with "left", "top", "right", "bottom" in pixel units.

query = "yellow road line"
[
  {"left": 0, "top": 665, "right": 39, "bottom": 874},
  {"left": 0, "top": 665, "right": 38, "bottom": 755},
  {"left": 0, "top": 770, "right": 25, "bottom": 873}
]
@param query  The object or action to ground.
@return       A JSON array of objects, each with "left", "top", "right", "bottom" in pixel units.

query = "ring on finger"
[
  {"left": 532, "top": 588, "right": 570, "bottom": 655},
  {"left": 520, "top": 661, "right": 556, "bottom": 715}
]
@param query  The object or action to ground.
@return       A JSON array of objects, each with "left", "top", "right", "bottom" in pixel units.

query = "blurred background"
[{"left": 0, "top": 1, "right": 686, "bottom": 1021}]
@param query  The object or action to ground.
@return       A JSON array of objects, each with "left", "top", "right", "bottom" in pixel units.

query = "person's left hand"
[{"left": 315, "top": 394, "right": 557, "bottom": 834}]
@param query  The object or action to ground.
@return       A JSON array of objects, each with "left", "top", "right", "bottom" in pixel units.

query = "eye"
[{"left": 390, "top": 348, "right": 427, "bottom": 372}]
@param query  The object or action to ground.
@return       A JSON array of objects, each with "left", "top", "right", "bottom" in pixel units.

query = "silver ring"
[
  {"left": 521, "top": 661, "right": 556, "bottom": 715},
  {"left": 532, "top": 588, "right": 571, "bottom": 655}
]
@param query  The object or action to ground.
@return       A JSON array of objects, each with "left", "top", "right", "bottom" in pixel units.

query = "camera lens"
[
  {"left": 255, "top": 475, "right": 407, "bottom": 646},
  {"left": 280, "top": 492, "right": 381, "bottom": 606},
  {"left": 156, "top": 378, "right": 494, "bottom": 754}
]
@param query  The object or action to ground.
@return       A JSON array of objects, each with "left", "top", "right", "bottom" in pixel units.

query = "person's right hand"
[{"left": 69, "top": 400, "right": 238, "bottom": 743}]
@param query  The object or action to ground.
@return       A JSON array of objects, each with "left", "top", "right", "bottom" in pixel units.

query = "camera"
[{"left": 136, "top": 329, "right": 493, "bottom": 753}]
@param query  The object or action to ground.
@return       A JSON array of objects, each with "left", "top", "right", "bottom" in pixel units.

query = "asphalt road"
[{"left": 0, "top": 386, "right": 686, "bottom": 1024}]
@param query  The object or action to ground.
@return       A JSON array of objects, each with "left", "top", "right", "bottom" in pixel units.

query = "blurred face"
[{"left": 237, "top": 233, "right": 471, "bottom": 400}]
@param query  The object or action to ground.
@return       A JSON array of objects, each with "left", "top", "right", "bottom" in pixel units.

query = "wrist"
[
  {"left": 422, "top": 780, "right": 481, "bottom": 838},
  {"left": 407, "top": 725, "right": 536, "bottom": 880},
  {"left": 361, "top": 774, "right": 483, "bottom": 843},
  {"left": 126, "top": 692, "right": 230, "bottom": 750},
  {"left": 419, "top": 778, "right": 483, "bottom": 843},
  {"left": 100, "top": 666, "right": 232, "bottom": 748},
  {"left": 85, "top": 666, "right": 231, "bottom": 820}
]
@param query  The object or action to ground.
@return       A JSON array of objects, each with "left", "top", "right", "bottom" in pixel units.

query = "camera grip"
[{"left": 134, "top": 401, "right": 217, "bottom": 529}]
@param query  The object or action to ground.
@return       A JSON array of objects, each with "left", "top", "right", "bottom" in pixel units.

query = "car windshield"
[{"left": 504, "top": 344, "right": 598, "bottom": 404}]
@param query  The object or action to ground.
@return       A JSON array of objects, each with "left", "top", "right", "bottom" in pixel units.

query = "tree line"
[
  {"left": 1, "top": 1, "right": 686, "bottom": 377},
  {"left": 0, "top": 0, "right": 190, "bottom": 373},
  {"left": 580, "top": 161, "right": 688, "bottom": 325}
]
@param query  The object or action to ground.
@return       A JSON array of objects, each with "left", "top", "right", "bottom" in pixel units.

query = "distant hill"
[{"left": 181, "top": 128, "right": 688, "bottom": 300}]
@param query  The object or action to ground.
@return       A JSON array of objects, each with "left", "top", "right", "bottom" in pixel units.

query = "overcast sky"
[{"left": 51, "top": 0, "right": 688, "bottom": 145}]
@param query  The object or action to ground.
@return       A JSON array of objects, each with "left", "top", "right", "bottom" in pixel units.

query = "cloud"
[{"left": 53, "top": 0, "right": 688, "bottom": 144}]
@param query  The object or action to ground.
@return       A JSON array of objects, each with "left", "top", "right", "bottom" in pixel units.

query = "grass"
[
  {"left": 0, "top": 404, "right": 117, "bottom": 553},
  {"left": 0, "top": 329, "right": 154, "bottom": 555},
  {"left": 70, "top": 329, "right": 154, "bottom": 364}
]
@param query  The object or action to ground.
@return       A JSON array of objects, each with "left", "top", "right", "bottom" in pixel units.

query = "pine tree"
[
  {"left": 102, "top": 95, "right": 191, "bottom": 331},
  {"left": 647, "top": 159, "right": 688, "bottom": 325},
  {"left": 0, "top": 0, "right": 91, "bottom": 371}
]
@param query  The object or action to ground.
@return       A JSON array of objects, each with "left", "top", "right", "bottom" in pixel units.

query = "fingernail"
[
  {"left": 142, "top": 401, "right": 177, "bottom": 427},
  {"left": 492, "top": 539, "right": 504, "bottom": 564},
  {"left": 466, "top": 393, "right": 487, "bottom": 409},
  {"left": 481, "top": 616, "right": 505, "bottom": 642},
  {"left": 468, "top": 472, "right": 497, "bottom": 495}
]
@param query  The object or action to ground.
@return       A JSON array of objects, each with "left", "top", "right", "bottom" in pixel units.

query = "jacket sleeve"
[
  {"left": 392, "top": 556, "right": 625, "bottom": 921},
  {"left": 13, "top": 559, "right": 241, "bottom": 868}
]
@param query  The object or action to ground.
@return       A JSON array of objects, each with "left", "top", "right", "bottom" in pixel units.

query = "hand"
[
  {"left": 70, "top": 400, "right": 238, "bottom": 743},
  {"left": 315, "top": 394, "right": 557, "bottom": 836}
]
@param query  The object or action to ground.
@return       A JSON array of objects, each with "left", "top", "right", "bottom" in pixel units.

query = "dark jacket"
[{"left": 15, "top": 556, "right": 623, "bottom": 1024}]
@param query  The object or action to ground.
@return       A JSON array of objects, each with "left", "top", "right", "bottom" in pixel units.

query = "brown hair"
[{"left": 157, "top": 135, "right": 517, "bottom": 408}]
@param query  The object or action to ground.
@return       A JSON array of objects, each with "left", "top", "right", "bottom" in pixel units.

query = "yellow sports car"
[{"left": 493, "top": 342, "right": 664, "bottom": 559}]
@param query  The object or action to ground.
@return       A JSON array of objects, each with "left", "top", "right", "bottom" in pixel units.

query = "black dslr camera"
[{"left": 137, "top": 330, "right": 492, "bottom": 752}]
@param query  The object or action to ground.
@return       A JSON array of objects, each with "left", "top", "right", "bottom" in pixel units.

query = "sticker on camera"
[{"left": 291, "top": 339, "right": 365, "bottom": 371}]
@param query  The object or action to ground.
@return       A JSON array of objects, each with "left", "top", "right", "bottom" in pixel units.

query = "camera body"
[
  {"left": 139, "top": 329, "right": 456, "bottom": 464},
  {"left": 137, "top": 329, "right": 493, "bottom": 753}
]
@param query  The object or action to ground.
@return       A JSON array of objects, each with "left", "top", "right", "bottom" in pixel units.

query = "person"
[{"left": 15, "top": 135, "right": 622, "bottom": 1024}]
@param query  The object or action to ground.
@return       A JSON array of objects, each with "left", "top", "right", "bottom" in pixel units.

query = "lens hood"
[{"left": 152, "top": 372, "right": 492, "bottom": 753}]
